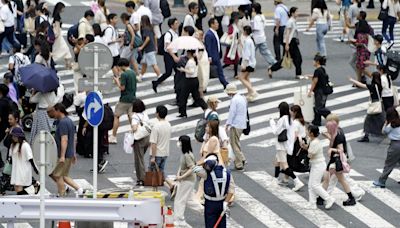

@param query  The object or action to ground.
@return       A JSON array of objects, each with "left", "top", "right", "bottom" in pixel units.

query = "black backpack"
[
  {"left": 320, "top": 68, "right": 333, "bottom": 95},
  {"left": 99, "top": 103, "right": 114, "bottom": 131},
  {"left": 157, "top": 31, "right": 172, "bottom": 55},
  {"left": 198, "top": 0, "right": 208, "bottom": 18},
  {"left": 160, "top": 0, "right": 171, "bottom": 18},
  {"left": 243, "top": 110, "right": 251, "bottom": 135},
  {"left": 67, "top": 22, "right": 83, "bottom": 46}
]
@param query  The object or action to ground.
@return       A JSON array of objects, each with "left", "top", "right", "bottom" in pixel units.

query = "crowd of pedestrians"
[{"left": 1, "top": 0, "right": 400, "bottom": 227}]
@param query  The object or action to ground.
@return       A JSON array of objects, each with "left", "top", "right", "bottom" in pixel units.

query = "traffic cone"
[
  {"left": 164, "top": 206, "right": 174, "bottom": 227},
  {"left": 58, "top": 220, "right": 71, "bottom": 228}
]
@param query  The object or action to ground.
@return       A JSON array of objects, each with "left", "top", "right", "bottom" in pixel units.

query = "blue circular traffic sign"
[{"left": 84, "top": 92, "right": 104, "bottom": 127}]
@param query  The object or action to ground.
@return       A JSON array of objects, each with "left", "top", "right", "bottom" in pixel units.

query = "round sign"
[
  {"left": 84, "top": 91, "right": 104, "bottom": 127},
  {"left": 78, "top": 42, "right": 113, "bottom": 78},
  {"left": 32, "top": 132, "right": 58, "bottom": 176}
]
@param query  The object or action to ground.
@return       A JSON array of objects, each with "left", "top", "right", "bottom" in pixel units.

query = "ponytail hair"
[{"left": 314, "top": 54, "right": 327, "bottom": 66}]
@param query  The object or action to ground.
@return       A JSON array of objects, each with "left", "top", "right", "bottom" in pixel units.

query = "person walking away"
[
  {"left": 364, "top": 34, "right": 386, "bottom": 69},
  {"left": 125, "top": 1, "right": 142, "bottom": 74},
  {"left": 337, "top": 0, "right": 352, "bottom": 42},
  {"left": 239, "top": 26, "right": 258, "bottom": 102},
  {"left": 144, "top": 0, "right": 163, "bottom": 38},
  {"left": 306, "top": 0, "right": 331, "bottom": 57},
  {"left": 131, "top": 98, "right": 150, "bottom": 186},
  {"left": 378, "top": 65, "right": 394, "bottom": 111},
  {"left": 222, "top": 12, "right": 240, "bottom": 79},
  {"left": 47, "top": 103, "right": 83, "bottom": 196},
  {"left": 225, "top": 83, "right": 247, "bottom": 170},
  {"left": 270, "top": 102, "right": 304, "bottom": 191},
  {"left": 0, "top": 0, "right": 19, "bottom": 55},
  {"left": 305, "top": 125, "right": 335, "bottom": 209},
  {"left": 152, "top": 17, "right": 179, "bottom": 93},
  {"left": 104, "top": 13, "right": 122, "bottom": 77},
  {"left": 136, "top": 0, "right": 152, "bottom": 26},
  {"left": 149, "top": 105, "right": 171, "bottom": 177},
  {"left": 205, "top": 18, "right": 229, "bottom": 89},
  {"left": 138, "top": 15, "right": 162, "bottom": 81},
  {"left": 183, "top": 2, "right": 199, "bottom": 33},
  {"left": 273, "top": 0, "right": 289, "bottom": 61},
  {"left": 177, "top": 49, "right": 207, "bottom": 118},
  {"left": 308, "top": 54, "right": 331, "bottom": 126},
  {"left": 381, "top": 0, "right": 400, "bottom": 44},
  {"left": 268, "top": 7, "right": 303, "bottom": 79},
  {"left": 109, "top": 58, "right": 137, "bottom": 144},
  {"left": 120, "top": 13, "right": 140, "bottom": 76},
  {"left": 193, "top": 153, "right": 233, "bottom": 228},
  {"left": 51, "top": 2, "right": 72, "bottom": 69},
  {"left": 373, "top": 107, "right": 400, "bottom": 188},
  {"left": 251, "top": 3, "right": 277, "bottom": 75},
  {"left": 322, "top": 121, "right": 356, "bottom": 206},
  {"left": 94, "top": 0, "right": 109, "bottom": 31},
  {"left": 350, "top": 72, "right": 385, "bottom": 142},
  {"left": 8, "top": 127, "right": 39, "bottom": 195}
]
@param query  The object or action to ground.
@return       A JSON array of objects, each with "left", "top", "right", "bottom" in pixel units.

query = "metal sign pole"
[
  {"left": 39, "top": 131, "right": 46, "bottom": 228},
  {"left": 93, "top": 47, "right": 99, "bottom": 199}
]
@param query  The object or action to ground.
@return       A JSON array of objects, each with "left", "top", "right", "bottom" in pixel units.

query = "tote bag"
[
  {"left": 144, "top": 163, "right": 164, "bottom": 187},
  {"left": 367, "top": 85, "right": 383, "bottom": 115},
  {"left": 281, "top": 52, "right": 293, "bottom": 69}
]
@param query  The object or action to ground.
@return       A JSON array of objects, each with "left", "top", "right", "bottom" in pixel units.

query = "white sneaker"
[
  {"left": 309, "top": 202, "right": 317, "bottom": 210},
  {"left": 325, "top": 197, "right": 335, "bottom": 209},
  {"left": 136, "top": 74, "right": 143, "bottom": 82},
  {"left": 108, "top": 135, "right": 117, "bottom": 144},
  {"left": 292, "top": 178, "right": 304, "bottom": 192},
  {"left": 77, "top": 188, "right": 84, "bottom": 196}
]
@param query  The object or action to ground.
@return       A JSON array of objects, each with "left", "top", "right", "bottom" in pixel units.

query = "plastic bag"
[{"left": 124, "top": 133, "right": 134, "bottom": 154}]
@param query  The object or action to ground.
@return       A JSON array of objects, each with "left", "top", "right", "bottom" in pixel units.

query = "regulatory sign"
[
  {"left": 78, "top": 42, "right": 113, "bottom": 78},
  {"left": 78, "top": 77, "right": 119, "bottom": 94},
  {"left": 32, "top": 132, "right": 58, "bottom": 175},
  {"left": 84, "top": 91, "right": 104, "bottom": 127}
]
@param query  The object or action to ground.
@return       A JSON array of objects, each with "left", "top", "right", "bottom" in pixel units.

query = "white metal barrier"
[{"left": 0, "top": 197, "right": 162, "bottom": 228}]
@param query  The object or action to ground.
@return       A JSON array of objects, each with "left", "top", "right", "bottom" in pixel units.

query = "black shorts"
[
  {"left": 241, "top": 66, "right": 255, "bottom": 73},
  {"left": 112, "top": 55, "right": 120, "bottom": 68}
]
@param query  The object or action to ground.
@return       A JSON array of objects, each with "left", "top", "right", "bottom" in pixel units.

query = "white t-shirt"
[
  {"left": 185, "top": 58, "right": 198, "bottom": 78},
  {"left": 132, "top": 112, "right": 150, "bottom": 126},
  {"left": 381, "top": 74, "right": 393, "bottom": 98},
  {"left": 383, "top": 0, "right": 400, "bottom": 18},
  {"left": 274, "top": 4, "right": 289, "bottom": 26},
  {"left": 137, "top": 5, "right": 152, "bottom": 23},
  {"left": 242, "top": 36, "right": 256, "bottom": 68},
  {"left": 0, "top": 4, "right": 15, "bottom": 27},
  {"left": 183, "top": 14, "right": 196, "bottom": 29},
  {"left": 130, "top": 11, "right": 141, "bottom": 26},
  {"left": 251, "top": 14, "right": 267, "bottom": 44},
  {"left": 284, "top": 17, "right": 298, "bottom": 42},
  {"left": 10, "top": 142, "right": 33, "bottom": 186},
  {"left": 103, "top": 25, "right": 120, "bottom": 57},
  {"left": 164, "top": 29, "right": 178, "bottom": 52},
  {"left": 312, "top": 8, "right": 329, "bottom": 24},
  {"left": 293, "top": 119, "right": 306, "bottom": 139},
  {"left": 94, "top": 35, "right": 106, "bottom": 44},
  {"left": 9, "top": 53, "right": 31, "bottom": 79},
  {"left": 149, "top": 119, "right": 171, "bottom": 157}
]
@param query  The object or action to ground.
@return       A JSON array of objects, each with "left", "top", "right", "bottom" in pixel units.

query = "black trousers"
[
  {"left": 270, "top": 38, "right": 302, "bottom": 76},
  {"left": 0, "top": 26, "right": 18, "bottom": 52},
  {"left": 382, "top": 96, "right": 394, "bottom": 112},
  {"left": 313, "top": 89, "right": 331, "bottom": 125},
  {"left": 156, "top": 53, "right": 177, "bottom": 85},
  {"left": 178, "top": 77, "right": 207, "bottom": 115},
  {"left": 273, "top": 26, "right": 286, "bottom": 61}
]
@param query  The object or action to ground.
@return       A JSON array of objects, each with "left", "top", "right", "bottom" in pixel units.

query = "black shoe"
[
  {"left": 357, "top": 136, "right": 369, "bottom": 143},
  {"left": 136, "top": 180, "right": 144, "bottom": 186},
  {"left": 152, "top": 81, "right": 158, "bottom": 93},
  {"left": 189, "top": 103, "right": 200, "bottom": 108},
  {"left": 343, "top": 197, "right": 356, "bottom": 206},
  {"left": 235, "top": 166, "right": 244, "bottom": 171},
  {"left": 177, "top": 114, "right": 187, "bottom": 118},
  {"left": 316, "top": 196, "right": 324, "bottom": 206}
]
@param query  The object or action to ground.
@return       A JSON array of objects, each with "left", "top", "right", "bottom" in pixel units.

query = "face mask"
[{"left": 176, "top": 141, "right": 182, "bottom": 149}]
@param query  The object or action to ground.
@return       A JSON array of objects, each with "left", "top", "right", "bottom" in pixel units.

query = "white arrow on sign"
[{"left": 87, "top": 98, "right": 102, "bottom": 120}]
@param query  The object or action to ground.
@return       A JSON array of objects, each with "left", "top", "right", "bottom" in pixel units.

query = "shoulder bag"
[
  {"left": 378, "top": 6, "right": 389, "bottom": 21},
  {"left": 367, "top": 84, "right": 383, "bottom": 115},
  {"left": 220, "top": 32, "right": 232, "bottom": 47},
  {"left": 133, "top": 114, "right": 152, "bottom": 140}
]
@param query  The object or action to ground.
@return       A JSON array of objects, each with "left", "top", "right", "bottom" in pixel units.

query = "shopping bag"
[
  {"left": 346, "top": 142, "right": 355, "bottom": 162},
  {"left": 281, "top": 52, "right": 293, "bottom": 69},
  {"left": 392, "top": 85, "right": 399, "bottom": 106},
  {"left": 2, "top": 162, "right": 12, "bottom": 175},
  {"left": 123, "top": 133, "right": 134, "bottom": 154},
  {"left": 293, "top": 85, "right": 315, "bottom": 122},
  {"left": 144, "top": 163, "right": 164, "bottom": 187},
  {"left": 367, "top": 35, "right": 375, "bottom": 53}
]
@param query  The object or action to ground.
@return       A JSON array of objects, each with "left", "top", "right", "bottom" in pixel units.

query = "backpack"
[
  {"left": 198, "top": 0, "right": 207, "bottom": 18},
  {"left": 67, "top": 22, "right": 83, "bottom": 46},
  {"left": 99, "top": 103, "right": 114, "bottom": 131},
  {"left": 12, "top": 53, "right": 31, "bottom": 85},
  {"left": 160, "top": 0, "right": 171, "bottom": 18},
  {"left": 157, "top": 31, "right": 172, "bottom": 55},
  {"left": 320, "top": 68, "right": 334, "bottom": 95},
  {"left": 47, "top": 24, "right": 56, "bottom": 45},
  {"left": 386, "top": 49, "right": 400, "bottom": 80},
  {"left": 194, "top": 112, "right": 212, "bottom": 142}
]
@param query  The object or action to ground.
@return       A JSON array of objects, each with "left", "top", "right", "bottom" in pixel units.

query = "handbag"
[
  {"left": 392, "top": 85, "right": 399, "bottom": 106},
  {"left": 2, "top": 161, "right": 12, "bottom": 176},
  {"left": 367, "top": 35, "right": 376, "bottom": 53},
  {"left": 134, "top": 114, "right": 152, "bottom": 140},
  {"left": 123, "top": 132, "right": 134, "bottom": 154},
  {"left": 378, "top": 7, "right": 389, "bottom": 21},
  {"left": 367, "top": 84, "right": 383, "bottom": 115},
  {"left": 243, "top": 110, "right": 251, "bottom": 135},
  {"left": 220, "top": 32, "right": 232, "bottom": 46},
  {"left": 281, "top": 52, "right": 293, "bottom": 69},
  {"left": 278, "top": 129, "right": 288, "bottom": 142},
  {"left": 144, "top": 163, "right": 164, "bottom": 187},
  {"left": 133, "top": 32, "right": 143, "bottom": 48}
]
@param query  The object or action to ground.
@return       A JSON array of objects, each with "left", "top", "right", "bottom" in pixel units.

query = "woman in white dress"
[
  {"left": 52, "top": 2, "right": 72, "bottom": 69},
  {"left": 94, "top": 0, "right": 109, "bottom": 31},
  {"left": 196, "top": 30, "right": 209, "bottom": 98}
]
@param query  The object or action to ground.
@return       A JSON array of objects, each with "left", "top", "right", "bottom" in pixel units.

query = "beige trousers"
[
  {"left": 174, "top": 179, "right": 195, "bottom": 221},
  {"left": 229, "top": 127, "right": 246, "bottom": 168}
]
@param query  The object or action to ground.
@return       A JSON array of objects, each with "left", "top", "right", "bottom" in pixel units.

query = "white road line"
[
  {"left": 108, "top": 177, "right": 134, "bottom": 189},
  {"left": 244, "top": 171, "right": 345, "bottom": 228},
  {"left": 234, "top": 186, "right": 294, "bottom": 227},
  {"left": 1, "top": 223, "right": 33, "bottom": 228},
  {"left": 357, "top": 181, "right": 400, "bottom": 214},
  {"left": 331, "top": 187, "right": 395, "bottom": 228},
  {"left": 73, "top": 179, "right": 93, "bottom": 190},
  {"left": 376, "top": 168, "right": 400, "bottom": 182}
]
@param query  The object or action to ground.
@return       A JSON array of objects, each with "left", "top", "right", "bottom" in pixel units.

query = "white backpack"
[{"left": 13, "top": 53, "right": 31, "bottom": 85}]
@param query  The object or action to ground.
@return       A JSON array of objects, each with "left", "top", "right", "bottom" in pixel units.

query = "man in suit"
[{"left": 205, "top": 18, "right": 229, "bottom": 89}]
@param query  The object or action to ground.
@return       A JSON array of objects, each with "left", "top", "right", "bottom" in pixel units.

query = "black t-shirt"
[
  {"left": 0, "top": 98, "right": 10, "bottom": 140},
  {"left": 332, "top": 132, "right": 346, "bottom": 150},
  {"left": 366, "top": 83, "right": 381, "bottom": 102},
  {"left": 313, "top": 67, "right": 327, "bottom": 91},
  {"left": 141, "top": 28, "right": 156, "bottom": 53}
]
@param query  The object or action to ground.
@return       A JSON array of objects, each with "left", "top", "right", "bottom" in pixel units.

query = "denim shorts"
[{"left": 142, "top": 51, "right": 157, "bottom": 66}]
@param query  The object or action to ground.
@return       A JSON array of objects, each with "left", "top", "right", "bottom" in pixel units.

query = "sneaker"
[
  {"left": 373, "top": 180, "right": 386, "bottom": 188},
  {"left": 136, "top": 75, "right": 143, "bottom": 82},
  {"left": 136, "top": 180, "right": 144, "bottom": 187},
  {"left": 108, "top": 135, "right": 117, "bottom": 144},
  {"left": 278, "top": 178, "right": 289, "bottom": 186},
  {"left": 325, "top": 197, "right": 335, "bottom": 209},
  {"left": 342, "top": 197, "right": 356, "bottom": 206},
  {"left": 292, "top": 178, "right": 304, "bottom": 192},
  {"left": 77, "top": 188, "right": 84, "bottom": 196},
  {"left": 357, "top": 136, "right": 369, "bottom": 143},
  {"left": 99, "top": 160, "right": 109, "bottom": 173}
]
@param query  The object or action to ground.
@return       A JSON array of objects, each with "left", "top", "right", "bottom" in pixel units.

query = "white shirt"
[
  {"left": 183, "top": 14, "right": 196, "bottom": 30},
  {"left": 30, "top": 91, "right": 58, "bottom": 109},
  {"left": 130, "top": 11, "right": 141, "bottom": 26},
  {"left": 293, "top": 119, "right": 306, "bottom": 139},
  {"left": 226, "top": 94, "right": 247, "bottom": 129},
  {"left": 103, "top": 25, "right": 120, "bottom": 57},
  {"left": 381, "top": 74, "right": 393, "bottom": 97},
  {"left": 242, "top": 36, "right": 256, "bottom": 68},
  {"left": 137, "top": 5, "right": 152, "bottom": 23},
  {"left": 252, "top": 14, "right": 267, "bottom": 44},
  {"left": 312, "top": 8, "right": 329, "bottom": 24},
  {"left": 274, "top": 4, "right": 289, "bottom": 26},
  {"left": 149, "top": 119, "right": 171, "bottom": 157},
  {"left": 284, "top": 17, "right": 298, "bottom": 42},
  {"left": 210, "top": 28, "right": 220, "bottom": 53},
  {"left": 94, "top": 35, "right": 105, "bottom": 44},
  {"left": 0, "top": 4, "right": 15, "bottom": 27},
  {"left": 164, "top": 29, "right": 178, "bottom": 52},
  {"left": 270, "top": 115, "right": 295, "bottom": 155},
  {"left": 10, "top": 142, "right": 33, "bottom": 186},
  {"left": 383, "top": 0, "right": 400, "bottom": 18},
  {"left": 185, "top": 58, "right": 198, "bottom": 78}
]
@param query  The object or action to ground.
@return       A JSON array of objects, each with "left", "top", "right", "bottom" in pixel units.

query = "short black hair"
[
  {"left": 208, "top": 18, "right": 217, "bottom": 27},
  {"left": 107, "top": 13, "right": 117, "bottom": 22},
  {"left": 118, "top": 58, "right": 130, "bottom": 67},
  {"left": 359, "top": 11, "right": 367, "bottom": 20},
  {"left": 374, "top": 34, "right": 384, "bottom": 44},
  {"left": 252, "top": 2, "right": 262, "bottom": 14},
  {"left": 308, "top": 125, "right": 320, "bottom": 137},
  {"left": 93, "top": 23, "right": 102, "bottom": 36},
  {"left": 121, "top": 12, "right": 130, "bottom": 21},
  {"left": 168, "top": 17, "right": 178, "bottom": 28},
  {"left": 188, "top": 2, "right": 198, "bottom": 11},
  {"left": 314, "top": 54, "right": 327, "bottom": 65},
  {"left": 54, "top": 103, "right": 68, "bottom": 116},
  {"left": 183, "top": 26, "right": 195, "bottom": 36},
  {"left": 125, "top": 1, "right": 135, "bottom": 9},
  {"left": 86, "top": 34, "right": 95, "bottom": 42},
  {"left": 0, "top": 84, "right": 9, "bottom": 96},
  {"left": 132, "top": 98, "right": 146, "bottom": 113},
  {"left": 3, "top": 72, "right": 13, "bottom": 82},
  {"left": 156, "top": 105, "right": 168, "bottom": 118},
  {"left": 84, "top": 10, "right": 94, "bottom": 18}
]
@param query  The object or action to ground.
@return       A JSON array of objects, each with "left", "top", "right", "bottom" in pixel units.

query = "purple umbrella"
[{"left": 20, "top": 63, "right": 59, "bottom": 93}]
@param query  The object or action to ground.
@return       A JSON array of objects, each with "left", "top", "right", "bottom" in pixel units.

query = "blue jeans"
[
  {"left": 382, "top": 16, "right": 397, "bottom": 42},
  {"left": 149, "top": 156, "right": 167, "bottom": 177},
  {"left": 316, "top": 23, "right": 328, "bottom": 56},
  {"left": 255, "top": 42, "right": 277, "bottom": 65},
  {"left": 0, "top": 27, "right": 19, "bottom": 53}
]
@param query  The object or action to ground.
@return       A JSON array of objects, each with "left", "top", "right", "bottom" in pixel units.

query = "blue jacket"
[{"left": 205, "top": 29, "right": 222, "bottom": 62}]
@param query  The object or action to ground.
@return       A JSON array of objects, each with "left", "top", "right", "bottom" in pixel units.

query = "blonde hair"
[{"left": 326, "top": 113, "right": 340, "bottom": 124}]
